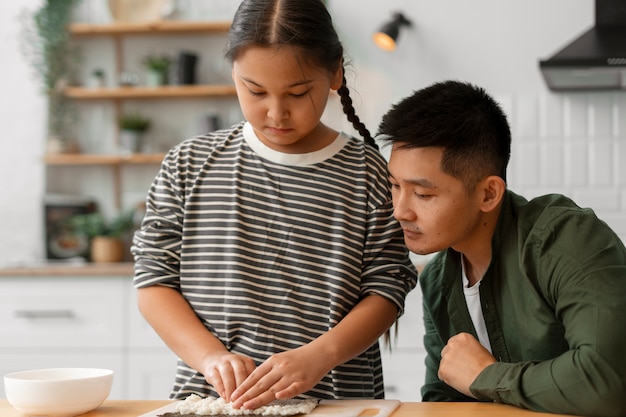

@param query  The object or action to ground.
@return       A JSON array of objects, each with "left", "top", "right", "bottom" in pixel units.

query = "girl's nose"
[{"left": 267, "top": 99, "right": 288, "bottom": 123}]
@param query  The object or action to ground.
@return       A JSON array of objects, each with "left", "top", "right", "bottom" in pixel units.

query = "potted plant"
[
  {"left": 21, "top": 0, "right": 81, "bottom": 153},
  {"left": 119, "top": 112, "right": 151, "bottom": 155},
  {"left": 68, "top": 210, "right": 136, "bottom": 263},
  {"left": 142, "top": 54, "right": 172, "bottom": 86},
  {"left": 88, "top": 68, "right": 106, "bottom": 88}
]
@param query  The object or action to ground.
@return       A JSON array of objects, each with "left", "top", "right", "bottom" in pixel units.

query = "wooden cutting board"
[
  {"left": 139, "top": 399, "right": 401, "bottom": 417},
  {"left": 311, "top": 400, "right": 400, "bottom": 417}
]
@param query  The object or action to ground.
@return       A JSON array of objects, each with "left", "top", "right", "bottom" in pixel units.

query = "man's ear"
[{"left": 480, "top": 175, "right": 506, "bottom": 213}]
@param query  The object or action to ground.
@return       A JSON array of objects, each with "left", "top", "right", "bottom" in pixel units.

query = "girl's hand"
[
  {"left": 201, "top": 352, "right": 257, "bottom": 401},
  {"left": 229, "top": 345, "right": 331, "bottom": 409}
]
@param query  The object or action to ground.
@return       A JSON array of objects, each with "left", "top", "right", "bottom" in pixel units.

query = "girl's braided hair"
[{"left": 225, "top": 0, "right": 377, "bottom": 149}]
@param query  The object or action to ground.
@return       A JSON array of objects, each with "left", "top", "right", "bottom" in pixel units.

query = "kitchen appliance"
[
  {"left": 539, "top": 0, "right": 626, "bottom": 91},
  {"left": 44, "top": 194, "right": 96, "bottom": 260}
]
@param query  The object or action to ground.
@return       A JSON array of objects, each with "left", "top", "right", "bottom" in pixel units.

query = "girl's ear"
[
  {"left": 330, "top": 64, "right": 343, "bottom": 91},
  {"left": 480, "top": 175, "right": 506, "bottom": 213}
]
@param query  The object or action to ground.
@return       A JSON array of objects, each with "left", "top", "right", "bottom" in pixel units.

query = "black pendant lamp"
[{"left": 373, "top": 12, "right": 412, "bottom": 51}]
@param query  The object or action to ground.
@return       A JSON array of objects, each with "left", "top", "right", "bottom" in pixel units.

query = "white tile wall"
[{"left": 506, "top": 92, "right": 626, "bottom": 241}]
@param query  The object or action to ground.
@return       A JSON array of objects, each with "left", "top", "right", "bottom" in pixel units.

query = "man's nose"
[{"left": 392, "top": 190, "right": 415, "bottom": 222}]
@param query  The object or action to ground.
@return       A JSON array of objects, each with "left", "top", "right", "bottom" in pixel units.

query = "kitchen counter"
[
  {"left": 0, "top": 262, "right": 424, "bottom": 278},
  {"left": 0, "top": 262, "right": 133, "bottom": 277},
  {"left": 0, "top": 399, "right": 578, "bottom": 417},
  {"left": 0, "top": 400, "right": 168, "bottom": 417}
]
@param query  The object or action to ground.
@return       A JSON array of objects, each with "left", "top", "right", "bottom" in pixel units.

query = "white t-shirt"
[{"left": 461, "top": 258, "right": 493, "bottom": 353}]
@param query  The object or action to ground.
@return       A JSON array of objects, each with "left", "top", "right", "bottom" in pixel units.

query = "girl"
[{"left": 132, "top": 0, "right": 417, "bottom": 410}]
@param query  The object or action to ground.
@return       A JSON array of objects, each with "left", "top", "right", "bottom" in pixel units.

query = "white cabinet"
[
  {"left": 0, "top": 274, "right": 176, "bottom": 400},
  {"left": 0, "top": 271, "right": 425, "bottom": 401},
  {"left": 0, "top": 277, "right": 126, "bottom": 348},
  {"left": 126, "top": 351, "right": 178, "bottom": 399},
  {"left": 127, "top": 286, "right": 178, "bottom": 399},
  {"left": 380, "top": 284, "right": 425, "bottom": 401}
]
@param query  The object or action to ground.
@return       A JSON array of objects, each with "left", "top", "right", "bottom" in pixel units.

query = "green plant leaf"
[
  {"left": 119, "top": 112, "right": 151, "bottom": 132},
  {"left": 68, "top": 210, "right": 136, "bottom": 239}
]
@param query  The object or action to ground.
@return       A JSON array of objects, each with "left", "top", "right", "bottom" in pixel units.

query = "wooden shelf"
[
  {"left": 44, "top": 153, "right": 165, "bottom": 166},
  {"left": 68, "top": 20, "right": 232, "bottom": 36},
  {"left": 64, "top": 85, "right": 237, "bottom": 99},
  {"left": 52, "top": 20, "right": 234, "bottom": 210}
]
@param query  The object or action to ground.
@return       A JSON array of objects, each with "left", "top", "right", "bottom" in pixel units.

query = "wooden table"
[
  {"left": 0, "top": 400, "right": 168, "bottom": 417},
  {"left": 0, "top": 399, "right": 579, "bottom": 417}
]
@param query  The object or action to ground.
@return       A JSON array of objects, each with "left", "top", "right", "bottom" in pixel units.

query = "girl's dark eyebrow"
[{"left": 240, "top": 76, "right": 312, "bottom": 88}]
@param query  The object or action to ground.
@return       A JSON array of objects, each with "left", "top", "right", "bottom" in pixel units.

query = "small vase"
[
  {"left": 87, "top": 74, "right": 105, "bottom": 88},
  {"left": 46, "top": 136, "right": 65, "bottom": 154},
  {"left": 146, "top": 69, "right": 166, "bottom": 87},
  {"left": 119, "top": 130, "right": 143, "bottom": 155}
]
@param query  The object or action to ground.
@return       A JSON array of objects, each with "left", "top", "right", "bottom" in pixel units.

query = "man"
[{"left": 377, "top": 80, "right": 626, "bottom": 417}]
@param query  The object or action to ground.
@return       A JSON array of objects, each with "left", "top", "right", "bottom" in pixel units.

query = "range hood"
[{"left": 539, "top": 0, "right": 626, "bottom": 91}]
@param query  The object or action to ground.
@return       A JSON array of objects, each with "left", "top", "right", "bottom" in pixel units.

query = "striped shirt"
[{"left": 132, "top": 121, "right": 417, "bottom": 400}]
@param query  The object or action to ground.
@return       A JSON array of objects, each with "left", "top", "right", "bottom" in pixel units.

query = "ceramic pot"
[
  {"left": 146, "top": 69, "right": 167, "bottom": 86},
  {"left": 90, "top": 236, "right": 124, "bottom": 263},
  {"left": 119, "top": 130, "right": 143, "bottom": 155},
  {"left": 46, "top": 136, "right": 64, "bottom": 154}
]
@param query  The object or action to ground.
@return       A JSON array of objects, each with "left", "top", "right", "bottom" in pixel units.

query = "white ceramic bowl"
[{"left": 4, "top": 368, "right": 114, "bottom": 417}]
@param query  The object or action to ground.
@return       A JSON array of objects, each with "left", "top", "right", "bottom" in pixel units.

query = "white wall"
[
  {"left": 3, "top": 0, "right": 625, "bottom": 265},
  {"left": 326, "top": 0, "right": 626, "bottom": 247},
  {"left": 0, "top": 1, "right": 47, "bottom": 263}
]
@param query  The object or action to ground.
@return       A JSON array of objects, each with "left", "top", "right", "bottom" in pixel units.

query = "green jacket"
[{"left": 421, "top": 190, "right": 626, "bottom": 417}]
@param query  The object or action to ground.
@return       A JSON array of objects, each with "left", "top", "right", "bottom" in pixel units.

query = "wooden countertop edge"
[
  {"left": 0, "top": 399, "right": 580, "bottom": 417},
  {"left": 0, "top": 262, "right": 426, "bottom": 277},
  {"left": 0, "top": 262, "right": 134, "bottom": 277}
]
